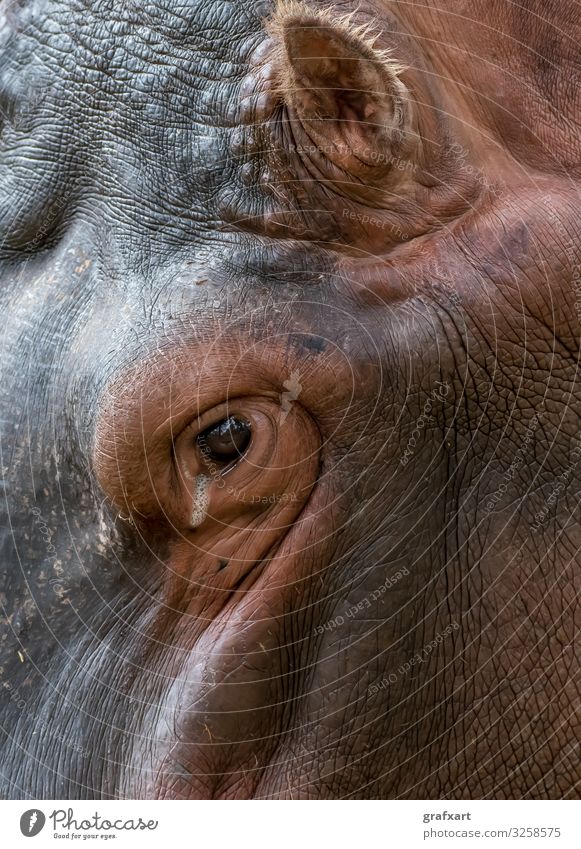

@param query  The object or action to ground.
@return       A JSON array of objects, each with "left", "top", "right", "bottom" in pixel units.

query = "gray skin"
[{"left": 0, "top": 0, "right": 580, "bottom": 799}]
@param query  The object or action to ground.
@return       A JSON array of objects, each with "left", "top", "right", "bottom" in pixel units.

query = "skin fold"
[{"left": 0, "top": 0, "right": 580, "bottom": 798}]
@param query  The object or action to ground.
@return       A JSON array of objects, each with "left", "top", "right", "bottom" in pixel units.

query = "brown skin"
[
  {"left": 93, "top": 1, "right": 581, "bottom": 798},
  {"left": 1, "top": 0, "right": 580, "bottom": 799}
]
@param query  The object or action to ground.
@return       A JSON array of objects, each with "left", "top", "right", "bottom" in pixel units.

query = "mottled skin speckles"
[{"left": 191, "top": 474, "right": 211, "bottom": 528}]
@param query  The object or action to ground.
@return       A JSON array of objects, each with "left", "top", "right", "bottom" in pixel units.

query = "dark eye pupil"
[{"left": 198, "top": 416, "right": 251, "bottom": 463}]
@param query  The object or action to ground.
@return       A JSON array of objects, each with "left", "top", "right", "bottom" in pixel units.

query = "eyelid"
[
  {"left": 176, "top": 399, "right": 249, "bottom": 443},
  {"left": 172, "top": 397, "right": 248, "bottom": 445},
  {"left": 199, "top": 415, "right": 250, "bottom": 441}
]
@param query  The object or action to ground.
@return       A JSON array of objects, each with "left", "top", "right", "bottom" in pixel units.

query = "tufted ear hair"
[{"left": 265, "top": 0, "right": 411, "bottom": 177}]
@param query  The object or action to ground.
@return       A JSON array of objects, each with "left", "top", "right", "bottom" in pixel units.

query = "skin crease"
[{"left": 0, "top": 0, "right": 580, "bottom": 800}]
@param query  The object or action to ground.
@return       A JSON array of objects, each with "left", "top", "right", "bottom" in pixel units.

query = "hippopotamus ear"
[{"left": 266, "top": 0, "right": 410, "bottom": 177}]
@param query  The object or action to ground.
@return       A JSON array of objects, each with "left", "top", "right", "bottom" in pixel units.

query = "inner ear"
[
  {"left": 287, "top": 25, "right": 393, "bottom": 124},
  {"left": 266, "top": 2, "right": 410, "bottom": 173}
]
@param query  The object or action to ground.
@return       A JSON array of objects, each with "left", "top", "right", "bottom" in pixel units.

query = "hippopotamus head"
[{"left": 1, "top": 0, "right": 580, "bottom": 798}]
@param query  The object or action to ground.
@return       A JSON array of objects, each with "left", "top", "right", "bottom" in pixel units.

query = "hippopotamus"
[{"left": 1, "top": 0, "right": 580, "bottom": 799}]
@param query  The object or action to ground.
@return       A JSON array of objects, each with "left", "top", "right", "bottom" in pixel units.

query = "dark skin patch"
[{"left": 288, "top": 333, "right": 327, "bottom": 353}]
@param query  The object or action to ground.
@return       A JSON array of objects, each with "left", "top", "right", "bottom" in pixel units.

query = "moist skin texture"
[{"left": 0, "top": 0, "right": 580, "bottom": 799}]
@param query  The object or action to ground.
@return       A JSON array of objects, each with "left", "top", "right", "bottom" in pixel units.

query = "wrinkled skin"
[{"left": 0, "top": 0, "right": 580, "bottom": 799}]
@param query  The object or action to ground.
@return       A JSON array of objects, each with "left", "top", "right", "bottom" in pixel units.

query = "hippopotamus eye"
[{"left": 197, "top": 416, "right": 251, "bottom": 464}]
